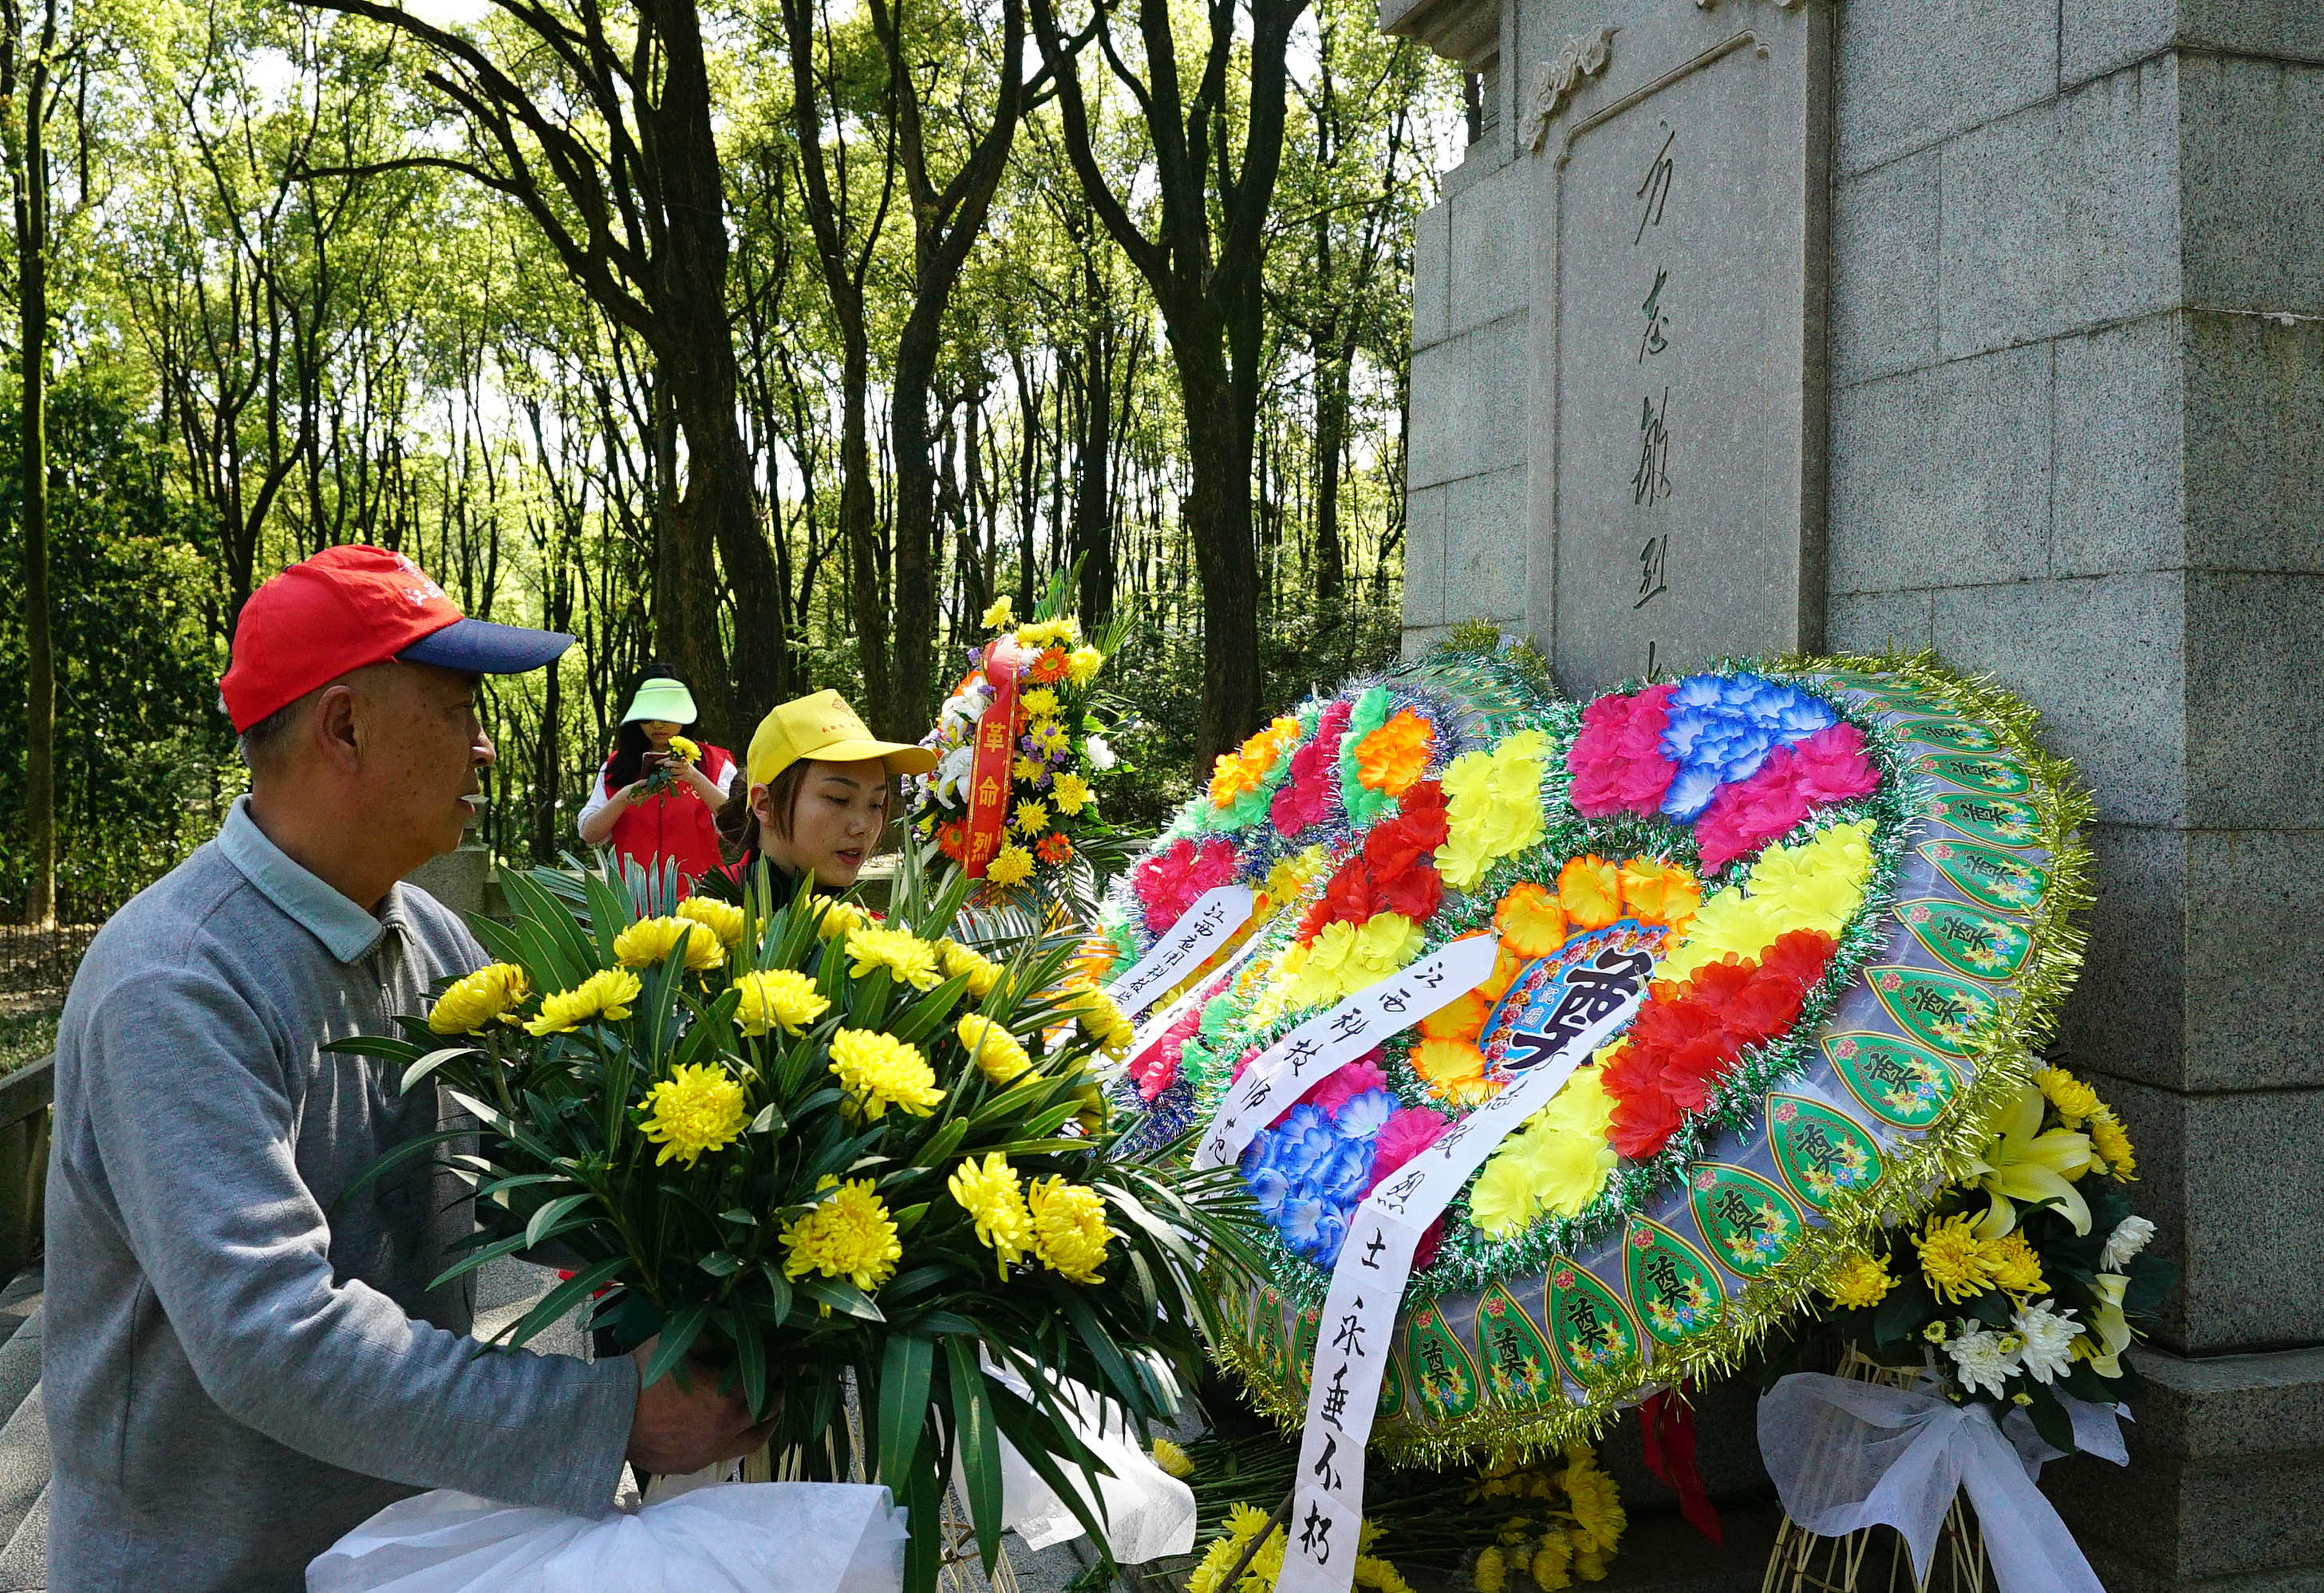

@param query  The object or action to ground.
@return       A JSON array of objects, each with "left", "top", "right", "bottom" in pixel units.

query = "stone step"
[
  {"left": 0, "top": 1268, "right": 40, "bottom": 1355},
  {"left": 0, "top": 1378, "right": 44, "bottom": 1559},
  {"left": 0, "top": 1312, "right": 38, "bottom": 1439},
  {"left": 0, "top": 1481, "right": 41, "bottom": 1593}
]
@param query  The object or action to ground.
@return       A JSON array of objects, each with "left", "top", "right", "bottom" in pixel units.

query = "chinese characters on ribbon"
[{"left": 1103, "top": 886, "right": 1257, "bottom": 1021}]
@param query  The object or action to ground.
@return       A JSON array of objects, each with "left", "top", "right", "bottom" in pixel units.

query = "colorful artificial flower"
[
  {"left": 1566, "top": 683, "right": 1678, "bottom": 818},
  {"left": 1557, "top": 855, "right": 1623, "bottom": 929},
  {"left": 1437, "top": 731, "right": 1549, "bottom": 889},
  {"left": 780, "top": 1175, "right": 902, "bottom": 1292},
  {"left": 524, "top": 968, "right": 641, "bottom": 1035},
  {"left": 1351, "top": 708, "right": 1432, "bottom": 795},
  {"left": 1209, "top": 716, "right": 1304, "bottom": 811},
  {"left": 1692, "top": 721, "right": 1879, "bottom": 869},
  {"left": 1493, "top": 882, "right": 1568, "bottom": 959},
  {"left": 827, "top": 1028, "right": 945, "bottom": 1120},
  {"left": 1133, "top": 836, "right": 1240, "bottom": 933},
  {"left": 429, "top": 962, "right": 531, "bottom": 1035},
  {"left": 640, "top": 1062, "right": 749, "bottom": 1167},
  {"left": 732, "top": 968, "right": 831, "bottom": 1036},
  {"left": 1271, "top": 699, "right": 1351, "bottom": 836}
]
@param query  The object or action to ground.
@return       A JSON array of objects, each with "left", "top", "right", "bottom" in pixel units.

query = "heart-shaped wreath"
[{"left": 1101, "top": 652, "right": 2090, "bottom": 1460}]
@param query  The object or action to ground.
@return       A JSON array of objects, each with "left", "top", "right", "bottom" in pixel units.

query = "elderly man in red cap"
[{"left": 43, "top": 547, "right": 768, "bottom": 1591}]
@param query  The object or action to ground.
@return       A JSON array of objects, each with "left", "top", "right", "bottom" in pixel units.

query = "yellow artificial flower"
[
  {"left": 1467, "top": 1073, "right": 1620, "bottom": 1238},
  {"left": 1288, "top": 913, "right": 1427, "bottom": 1009},
  {"left": 1411, "top": 1035, "right": 1493, "bottom": 1104},
  {"left": 947, "top": 1150, "right": 1033, "bottom": 1270},
  {"left": 1027, "top": 1177, "right": 1112, "bottom": 1283},
  {"left": 1014, "top": 800, "right": 1051, "bottom": 836},
  {"left": 665, "top": 734, "right": 700, "bottom": 763},
  {"left": 1151, "top": 1437, "right": 1195, "bottom": 1480},
  {"left": 1913, "top": 1212, "right": 1999, "bottom": 1303},
  {"left": 846, "top": 924, "right": 945, "bottom": 991},
  {"left": 1438, "top": 731, "right": 1549, "bottom": 889},
  {"left": 615, "top": 914, "right": 727, "bottom": 972},
  {"left": 982, "top": 594, "right": 1014, "bottom": 629},
  {"left": 1066, "top": 645, "right": 1104, "bottom": 685},
  {"left": 1987, "top": 1230, "right": 2047, "bottom": 1295},
  {"left": 2033, "top": 1066, "right": 2103, "bottom": 1126},
  {"left": 2088, "top": 1109, "right": 2137, "bottom": 1178},
  {"left": 1051, "top": 772, "right": 1093, "bottom": 815},
  {"left": 1819, "top": 1251, "right": 1897, "bottom": 1309},
  {"left": 1469, "top": 1149, "right": 1547, "bottom": 1239},
  {"left": 1260, "top": 846, "right": 1328, "bottom": 916},
  {"left": 938, "top": 939, "right": 1004, "bottom": 998},
  {"left": 1746, "top": 820, "right": 1876, "bottom": 936},
  {"left": 429, "top": 962, "right": 531, "bottom": 1035},
  {"left": 524, "top": 968, "right": 641, "bottom": 1035},
  {"left": 987, "top": 845, "right": 1036, "bottom": 888},
  {"left": 1968, "top": 1082, "right": 2096, "bottom": 1235},
  {"left": 675, "top": 895, "right": 747, "bottom": 950},
  {"left": 640, "top": 1061, "right": 749, "bottom": 1167},
  {"left": 957, "top": 1013, "right": 1033, "bottom": 1084},
  {"left": 780, "top": 1176, "right": 902, "bottom": 1292},
  {"left": 1020, "top": 687, "right": 1059, "bottom": 720},
  {"left": 828, "top": 1028, "right": 945, "bottom": 1119},
  {"left": 1654, "top": 889, "right": 1792, "bottom": 986},
  {"left": 732, "top": 968, "right": 830, "bottom": 1036}
]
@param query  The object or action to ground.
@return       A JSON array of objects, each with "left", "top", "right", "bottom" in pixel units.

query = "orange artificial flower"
[
  {"left": 1208, "top": 716, "right": 1303, "bottom": 807},
  {"left": 1352, "top": 709, "right": 1433, "bottom": 796},
  {"left": 1028, "top": 648, "right": 1071, "bottom": 684},
  {"left": 1420, "top": 988, "right": 1491, "bottom": 1043},
  {"left": 1036, "top": 832, "right": 1074, "bottom": 866},
  {"left": 1494, "top": 882, "right": 1570, "bottom": 960},
  {"left": 1410, "top": 1036, "right": 1494, "bottom": 1104},
  {"left": 1558, "top": 855, "right": 1624, "bottom": 930},
  {"left": 1476, "top": 942, "right": 1529, "bottom": 1004},
  {"left": 1620, "top": 857, "right": 1700, "bottom": 929}
]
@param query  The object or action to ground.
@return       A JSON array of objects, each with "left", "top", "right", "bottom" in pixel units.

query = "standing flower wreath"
[{"left": 906, "top": 576, "right": 1128, "bottom": 905}]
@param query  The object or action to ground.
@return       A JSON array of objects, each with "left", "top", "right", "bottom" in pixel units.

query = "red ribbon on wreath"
[
  {"left": 961, "top": 639, "right": 1026, "bottom": 878},
  {"left": 1641, "top": 1383, "right": 1723, "bottom": 1545}
]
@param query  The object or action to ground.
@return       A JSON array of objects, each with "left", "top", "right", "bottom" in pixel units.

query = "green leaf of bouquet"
[
  {"left": 324, "top": 1035, "right": 426, "bottom": 1063},
  {"left": 501, "top": 866, "right": 599, "bottom": 985},
  {"left": 946, "top": 1335, "right": 1004, "bottom": 1571},
  {"left": 329, "top": 1127, "right": 473, "bottom": 1212},
  {"left": 911, "top": 1118, "right": 970, "bottom": 1169},
  {"left": 719, "top": 1207, "right": 759, "bottom": 1226},
  {"left": 2024, "top": 1384, "right": 2076, "bottom": 1453},
  {"left": 465, "top": 913, "right": 544, "bottom": 984},
  {"left": 755, "top": 1261, "right": 796, "bottom": 1327},
  {"left": 798, "top": 1277, "right": 886, "bottom": 1321},
  {"left": 748, "top": 1104, "right": 783, "bottom": 1135},
  {"left": 400, "top": 1045, "right": 483, "bottom": 1094},
  {"left": 580, "top": 867, "right": 637, "bottom": 966},
  {"left": 431, "top": 1216, "right": 594, "bottom": 1290},
  {"left": 639, "top": 1306, "right": 711, "bottom": 1390},
  {"left": 888, "top": 976, "right": 972, "bottom": 1046},
  {"left": 1967, "top": 1291, "right": 2014, "bottom": 1329},
  {"left": 892, "top": 1202, "right": 931, "bottom": 1235},
  {"left": 901, "top": 1439, "right": 945, "bottom": 1593},
  {"left": 879, "top": 1334, "right": 936, "bottom": 1489},
  {"left": 444, "top": 1088, "right": 561, "bottom": 1165},
  {"left": 525, "top": 1192, "right": 595, "bottom": 1251},
  {"left": 733, "top": 1314, "right": 769, "bottom": 1418},
  {"left": 479, "top": 1171, "right": 575, "bottom": 1201},
  {"left": 1057, "top": 1287, "right": 1138, "bottom": 1410},
  {"left": 1872, "top": 1274, "right": 1931, "bottom": 1347},
  {"left": 986, "top": 1377, "right": 1112, "bottom": 1545},
  {"left": 910, "top": 1309, "right": 980, "bottom": 1338},
  {"left": 698, "top": 1251, "right": 744, "bottom": 1278},
  {"left": 487, "top": 1254, "right": 631, "bottom": 1352},
  {"left": 847, "top": 967, "right": 892, "bottom": 1027}
]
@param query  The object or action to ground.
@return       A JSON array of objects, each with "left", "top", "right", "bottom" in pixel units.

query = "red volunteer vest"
[{"left": 602, "top": 743, "right": 734, "bottom": 892}]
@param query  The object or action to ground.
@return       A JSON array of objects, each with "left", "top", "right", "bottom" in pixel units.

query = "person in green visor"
[{"left": 575, "top": 665, "right": 736, "bottom": 891}]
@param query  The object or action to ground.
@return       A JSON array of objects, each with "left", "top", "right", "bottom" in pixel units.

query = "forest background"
[{"left": 0, "top": 0, "right": 1462, "bottom": 929}]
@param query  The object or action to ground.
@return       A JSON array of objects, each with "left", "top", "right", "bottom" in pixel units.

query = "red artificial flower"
[
  {"left": 1608, "top": 1080, "right": 1687, "bottom": 1161},
  {"left": 1133, "top": 837, "right": 1240, "bottom": 933}
]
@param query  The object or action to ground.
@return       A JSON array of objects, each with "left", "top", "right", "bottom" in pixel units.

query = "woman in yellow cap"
[
  {"left": 712, "top": 690, "right": 937, "bottom": 896},
  {"left": 577, "top": 665, "right": 738, "bottom": 890}
]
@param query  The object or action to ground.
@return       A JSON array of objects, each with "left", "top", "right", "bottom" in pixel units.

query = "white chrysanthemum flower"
[
  {"left": 2011, "top": 1299, "right": 2081, "bottom": 1384},
  {"left": 1083, "top": 733, "right": 1117, "bottom": 771},
  {"left": 1945, "top": 1325, "right": 2022, "bottom": 1398},
  {"left": 937, "top": 743, "right": 974, "bottom": 801},
  {"left": 2100, "top": 1215, "right": 2156, "bottom": 1271}
]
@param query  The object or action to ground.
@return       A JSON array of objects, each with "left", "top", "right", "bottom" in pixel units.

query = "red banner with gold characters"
[{"left": 961, "top": 639, "right": 1025, "bottom": 877}]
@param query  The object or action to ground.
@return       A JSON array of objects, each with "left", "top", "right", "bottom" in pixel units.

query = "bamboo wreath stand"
[{"left": 1759, "top": 1351, "right": 1992, "bottom": 1593}]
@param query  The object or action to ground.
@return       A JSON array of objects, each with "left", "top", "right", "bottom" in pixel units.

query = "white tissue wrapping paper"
[{"left": 306, "top": 1481, "right": 909, "bottom": 1593}]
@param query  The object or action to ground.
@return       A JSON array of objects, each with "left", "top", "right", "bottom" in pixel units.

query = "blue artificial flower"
[
  {"left": 1314, "top": 1138, "right": 1375, "bottom": 1205},
  {"left": 1659, "top": 759, "right": 1726, "bottom": 822},
  {"left": 1265, "top": 1105, "right": 1339, "bottom": 1183},
  {"left": 1658, "top": 672, "right": 1837, "bottom": 821},
  {"left": 1335, "top": 1088, "right": 1398, "bottom": 1142},
  {"left": 1280, "top": 1191, "right": 1350, "bottom": 1268},
  {"left": 1244, "top": 1160, "right": 1292, "bottom": 1219}
]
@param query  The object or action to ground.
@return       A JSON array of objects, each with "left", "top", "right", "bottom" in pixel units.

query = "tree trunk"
[
  {"left": 10, "top": 21, "right": 53, "bottom": 927},
  {"left": 1069, "top": 301, "right": 1115, "bottom": 627},
  {"left": 890, "top": 322, "right": 941, "bottom": 739},
  {"left": 838, "top": 337, "right": 893, "bottom": 733},
  {"left": 1171, "top": 328, "right": 1262, "bottom": 763},
  {"left": 1313, "top": 329, "right": 1353, "bottom": 613}
]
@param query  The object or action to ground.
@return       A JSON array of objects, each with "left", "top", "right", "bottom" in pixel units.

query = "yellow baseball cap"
[{"left": 746, "top": 689, "right": 938, "bottom": 787}]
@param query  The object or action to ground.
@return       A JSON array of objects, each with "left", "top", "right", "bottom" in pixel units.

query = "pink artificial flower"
[
  {"left": 1363, "top": 1105, "right": 1452, "bottom": 1194},
  {"left": 1271, "top": 700, "right": 1354, "bottom": 836},
  {"left": 1789, "top": 721, "right": 1881, "bottom": 805},
  {"left": 1305, "top": 1053, "right": 1387, "bottom": 1115},
  {"left": 1230, "top": 1044, "right": 1263, "bottom": 1082},
  {"left": 1133, "top": 837, "right": 1241, "bottom": 933},
  {"left": 1412, "top": 1215, "right": 1447, "bottom": 1271},
  {"left": 1128, "top": 1007, "right": 1204, "bottom": 1101},
  {"left": 1567, "top": 683, "right": 1679, "bottom": 817},
  {"left": 1692, "top": 721, "right": 1876, "bottom": 869}
]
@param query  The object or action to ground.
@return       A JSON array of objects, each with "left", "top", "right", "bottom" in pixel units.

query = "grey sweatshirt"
[{"left": 45, "top": 800, "right": 635, "bottom": 1592}]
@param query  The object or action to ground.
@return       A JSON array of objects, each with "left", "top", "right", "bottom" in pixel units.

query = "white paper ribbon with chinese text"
[
  {"left": 1106, "top": 886, "right": 1256, "bottom": 1021},
  {"left": 1194, "top": 934, "right": 1504, "bottom": 1172},
  {"left": 1272, "top": 942, "right": 1655, "bottom": 1593}
]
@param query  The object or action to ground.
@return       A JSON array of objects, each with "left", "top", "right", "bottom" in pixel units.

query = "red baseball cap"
[{"left": 219, "top": 545, "right": 574, "bottom": 732}]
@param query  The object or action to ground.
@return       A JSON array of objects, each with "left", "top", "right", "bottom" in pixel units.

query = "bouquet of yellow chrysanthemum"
[
  {"left": 339, "top": 853, "right": 1258, "bottom": 1593},
  {"left": 1797, "top": 1065, "right": 2172, "bottom": 1452},
  {"left": 906, "top": 567, "right": 1131, "bottom": 912}
]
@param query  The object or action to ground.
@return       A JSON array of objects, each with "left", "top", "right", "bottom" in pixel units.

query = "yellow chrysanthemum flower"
[
  {"left": 1066, "top": 645, "right": 1103, "bottom": 685},
  {"left": 828, "top": 1028, "right": 945, "bottom": 1120},
  {"left": 846, "top": 924, "right": 944, "bottom": 991},
  {"left": 1530, "top": 1532, "right": 1575, "bottom": 1591},
  {"left": 675, "top": 895, "right": 747, "bottom": 950},
  {"left": 780, "top": 1176, "right": 902, "bottom": 1292},
  {"left": 1913, "top": 1212, "right": 1999, "bottom": 1303},
  {"left": 2034, "top": 1066, "right": 2103, "bottom": 1126},
  {"left": 1012, "top": 755, "right": 1048, "bottom": 783},
  {"left": 981, "top": 594, "right": 1014, "bottom": 629},
  {"left": 1819, "top": 1251, "right": 1897, "bottom": 1309},
  {"left": 1987, "top": 1230, "right": 2047, "bottom": 1295},
  {"left": 1150, "top": 1437, "right": 1195, "bottom": 1480},
  {"left": 1474, "top": 1545, "right": 1508, "bottom": 1593},
  {"left": 987, "top": 845, "right": 1035, "bottom": 888},
  {"left": 732, "top": 968, "right": 830, "bottom": 1036},
  {"left": 938, "top": 939, "right": 1004, "bottom": 998},
  {"left": 640, "top": 1062, "right": 748, "bottom": 1167},
  {"left": 1068, "top": 984, "right": 1135, "bottom": 1059},
  {"left": 1050, "top": 772, "right": 1093, "bottom": 815},
  {"left": 1014, "top": 800, "right": 1050, "bottom": 837},
  {"left": 1561, "top": 1445, "right": 1625, "bottom": 1554},
  {"left": 946, "top": 1150, "right": 1033, "bottom": 1271},
  {"left": 614, "top": 914, "right": 727, "bottom": 972},
  {"left": 524, "top": 968, "right": 641, "bottom": 1035},
  {"left": 428, "top": 961, "right": 531, "bottom": 1035},
  {"left": 1020, "top": 687, "right": 1059, "bottom": 720},
  {"left": 807, "top": 895, "right": 872, "bottom": 940},
  {"left": 665, "top": 735, "right": 700, "bottom": 763},
  {"left": 1027, "top": 1177, "right": 1112, "bottom": 1283},
  {"left": 2088, "top": 1108, "right": 2137, "bottom": 1177},
  {"left": 957, "top": 1013, "right": 1033, "bottom": 1085}
]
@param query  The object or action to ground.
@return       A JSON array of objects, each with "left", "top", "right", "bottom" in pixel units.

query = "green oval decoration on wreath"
[{"left": 1107, "top": 652, "right": 2090, "bottom": 1461}]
